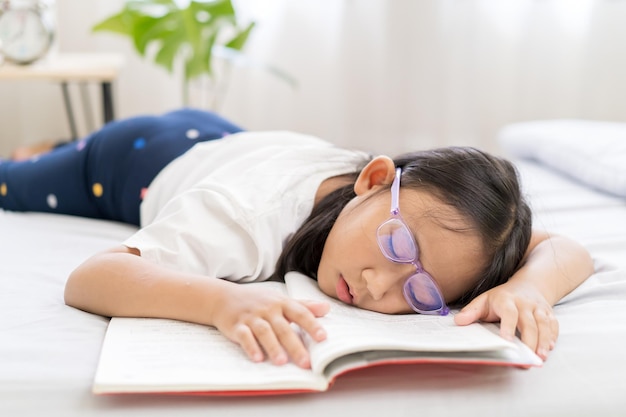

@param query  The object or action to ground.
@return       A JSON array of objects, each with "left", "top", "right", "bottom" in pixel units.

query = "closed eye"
[{"left": 390, "top": 226, "right": 415, "bottom": 261}]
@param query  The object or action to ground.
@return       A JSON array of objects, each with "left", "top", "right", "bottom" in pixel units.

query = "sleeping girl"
[{"left": 0, "top": 108, "right": 593, "bottom": 368}]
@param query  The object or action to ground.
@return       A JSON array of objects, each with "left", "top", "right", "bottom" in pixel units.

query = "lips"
[{"left": 335, "top": 275, "right": 354, "bottom": 305}]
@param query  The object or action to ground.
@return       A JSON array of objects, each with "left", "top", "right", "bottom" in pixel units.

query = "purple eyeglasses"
[{"left": 376, "top": 168, "right": 450, "bottom": 315}]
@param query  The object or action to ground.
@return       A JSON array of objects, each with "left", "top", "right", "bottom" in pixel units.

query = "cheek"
[
  {"left": 416, "top": 229, "right": 486, "bottom": 303},
  {"left": 316, "top": 258, "right": 335, "bottom": 300},
  {"left": 323, "top": 211, "right": 377, "bottom": 266},
  {"left": 429, "top": 254, "right": 486, "bottom": 303},
  {"left": 315, "top": 223, "right": 347, "bottom": 300}
]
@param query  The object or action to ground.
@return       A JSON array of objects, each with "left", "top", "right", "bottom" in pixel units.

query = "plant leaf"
[
  {"left": 154, "top": 33, "right": 183, "bottom": 73},
  {"left": 190, "top": 0, "right": 236, "bottom": 19},
  {"left": 130, "top": 14, "right": 165, "bottom": 55},
  {"left": 91, "top": 0, "right": 263, "bottom": 83},
  {"left": 224, "top": 21, "right": 255, "bottom": 51},
  {"left": 186, "top": 31, "right": 216, "bottom": 79},
  {"left": 92, "top": 10, "right": 135, "bottom": 35}
]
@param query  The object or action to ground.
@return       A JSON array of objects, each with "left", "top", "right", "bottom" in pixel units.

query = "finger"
[
  {"left": 231, "top": 323, "right": 265, "bottom": 363},
  {"left": 269, "top": 316, "right": 312, "bottom": 369},
  {"left": 454, "top": 295, "right": 489, "bottom": 326},
  {"left": 533, "top": 309, "right": 558, "bottom": 360},
  {"left": 550, "top": 315, "right": 559, "bottom": 350},
  {"left": 497, "top": 301, "right": 520, "bottom": 341},
  {"left": 516, "top": 308, "right": 538, "bottom": 350},
  {"left": 286, "top": 303, "right": 327, "bottom": 343},
  {"left": 249, "top": 318, "right": 288, "bottom": 365},
  {"left": 533, "top": 312, "right": 550, "bottom": 360},
  {"left": 299, "top": 300, "right": 331, "bottom": 317}
]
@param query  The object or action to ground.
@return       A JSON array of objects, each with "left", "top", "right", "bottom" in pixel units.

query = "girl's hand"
[
  {"left": 209, "top": 284, "right": 330, "bottom": 369},
  {"left": 453, "top": 280, "right": 559, "bottom": 361}
]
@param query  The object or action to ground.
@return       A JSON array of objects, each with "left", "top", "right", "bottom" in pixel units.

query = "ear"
[{"left": 354, "top": 156, "right": 396, "bottom": 196}]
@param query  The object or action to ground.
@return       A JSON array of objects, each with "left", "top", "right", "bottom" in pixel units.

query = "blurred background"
[{"left": 1, "top": 0, "right": 626, "bottom": 158}]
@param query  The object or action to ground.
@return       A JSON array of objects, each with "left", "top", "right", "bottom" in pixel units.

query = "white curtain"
[
  {"left": 218, "top": 0, "right": 626, "bottom": 156},
  {"left": 2, "top": 0, "right": 626, "bottom": 158}
]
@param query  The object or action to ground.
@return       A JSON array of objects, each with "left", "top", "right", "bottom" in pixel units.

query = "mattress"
[{"left": 1, "top": 157, "right": 625, "bottom": 417}]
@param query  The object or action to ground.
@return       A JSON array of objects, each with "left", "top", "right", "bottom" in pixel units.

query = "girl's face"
[{"left": 317, "top": 186, "right": 485, "bottom": 314}]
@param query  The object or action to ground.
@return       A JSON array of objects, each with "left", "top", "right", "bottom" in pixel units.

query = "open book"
[{"left": 93, "top": 272, "right": 542, "bottom": 395}]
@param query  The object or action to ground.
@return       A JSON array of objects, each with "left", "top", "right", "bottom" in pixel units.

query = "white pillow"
[{"left": 498, "top": 119, "right": 626, "bottom": 198}]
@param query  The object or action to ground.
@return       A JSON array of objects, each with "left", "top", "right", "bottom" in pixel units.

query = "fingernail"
[
  {"left": 538, "top": 348, "right": 548, "bottom": 359},
  {"left": 315, "top": 328, "right": 327, "bottom": 341},
  {"left": 298, "top": 356, "right": 311, "bottom": 369},
  {"left": 502, "top": 331, "right": 514, "bottom": 341},
  {"left": 273, "top": 353, "right": 287, "bottom": 365}
]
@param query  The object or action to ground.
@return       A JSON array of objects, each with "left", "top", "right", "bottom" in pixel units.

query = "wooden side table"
[{"left": 0, "top": 52, "right": 124, "bottom": 139}]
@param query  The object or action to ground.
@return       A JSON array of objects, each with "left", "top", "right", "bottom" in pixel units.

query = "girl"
[{"left": 0, "top": 109, "right": 593, "bottom": 369}]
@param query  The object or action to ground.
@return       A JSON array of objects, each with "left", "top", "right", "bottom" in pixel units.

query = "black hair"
[
  {"left": 275, "top": 146, "right": 532, "bottom": 306},
  {"left": 391, "top": 147, "right": 532, "bottom": 304},
  {"left": 274, "top": 174, "right": 359, "bottom": 281}
]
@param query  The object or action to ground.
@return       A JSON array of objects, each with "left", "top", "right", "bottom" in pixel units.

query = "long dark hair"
[
  {"left": 275, "top": 174, "right": 359, "bottom": 281},
  {"left": 275, "top": 146, "right": 532, "bottom": 306}
]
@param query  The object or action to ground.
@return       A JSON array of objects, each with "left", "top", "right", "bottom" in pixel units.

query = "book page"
[
  {"left": 93, "top": 281, "right": 328, "bottom": 394},
  {"left": 284, "top": 272, "right": 520, "bottom": 374}
]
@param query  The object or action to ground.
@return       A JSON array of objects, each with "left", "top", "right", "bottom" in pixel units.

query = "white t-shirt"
[{"left": 123, "top": 131, "right": 371, "bottom": 283}]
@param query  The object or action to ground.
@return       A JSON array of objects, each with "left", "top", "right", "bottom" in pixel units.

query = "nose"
[{"left": 362, "top": 265, "right": 412, "bottom": 301}]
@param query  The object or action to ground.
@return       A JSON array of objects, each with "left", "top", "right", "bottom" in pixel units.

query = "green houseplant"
[{"left": 92, "top": 0, "right": 268, "bottom": 107}]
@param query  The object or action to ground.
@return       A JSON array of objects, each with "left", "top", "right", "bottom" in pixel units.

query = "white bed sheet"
[{"left": 1, "top": 160, "right": 625, "bottom": 417}]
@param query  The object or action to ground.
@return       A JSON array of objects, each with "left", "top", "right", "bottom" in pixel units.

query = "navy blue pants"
[{"left": 0, "top": 109, "right": 244, "bottom": 226}]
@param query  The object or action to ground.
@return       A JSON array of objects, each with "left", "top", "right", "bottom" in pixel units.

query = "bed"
[{"left": 2, "top": 120, "right": 625, "bottom": 417}]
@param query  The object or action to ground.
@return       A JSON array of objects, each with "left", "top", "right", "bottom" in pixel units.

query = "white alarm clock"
[{"left": 0, "top": 1, "right": 54, "bottom": 65}]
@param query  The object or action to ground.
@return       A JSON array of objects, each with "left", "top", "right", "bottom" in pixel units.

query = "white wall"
[{"left": 2, "top": 0, "right": 626, "bottom": 158}]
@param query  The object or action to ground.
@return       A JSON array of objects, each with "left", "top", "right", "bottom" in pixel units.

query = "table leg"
[
  {"left": 102, "top": 82, "right": 114, "bottom": 123},
  {"left": 61, "top": 82, "right": 78, "bottom": 141},
  {"left": 79, "top": 82, "right": 95, "bottom": 133}
]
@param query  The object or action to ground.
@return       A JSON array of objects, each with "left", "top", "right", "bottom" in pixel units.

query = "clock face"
[{"left": 0, "top": 8, "right": 53, "bottom": 64}]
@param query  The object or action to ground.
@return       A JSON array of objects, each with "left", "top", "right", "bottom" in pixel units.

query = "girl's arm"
[
  {"left": 454, "top": 229, "right": 594, "bottom": 360},
  {"left": 64, "top": 245, "right": 329, "bottom": 369}
]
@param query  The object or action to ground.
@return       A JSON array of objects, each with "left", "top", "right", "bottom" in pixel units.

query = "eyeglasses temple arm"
[{"left": 390, "top": 167, "right": 401, "bottom": 215}]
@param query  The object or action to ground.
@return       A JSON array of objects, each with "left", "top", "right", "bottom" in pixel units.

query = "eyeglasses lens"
[
  {"left": 377, "top": 218, "right": 416, "bottom": 262},
  {"left": 403, "top": 273, "right": 446, "bottom": 313}
]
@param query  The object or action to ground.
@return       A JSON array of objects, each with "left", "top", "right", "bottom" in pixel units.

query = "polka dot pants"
[{"left": 0, "top": 108, "right": 243, "bottom": 226}]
